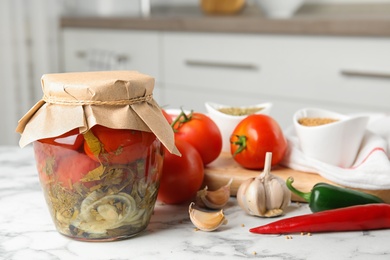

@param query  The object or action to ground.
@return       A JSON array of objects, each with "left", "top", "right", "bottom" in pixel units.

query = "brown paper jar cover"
[{"left": 16, "top": 70, "right": 179, "bottom": 155}]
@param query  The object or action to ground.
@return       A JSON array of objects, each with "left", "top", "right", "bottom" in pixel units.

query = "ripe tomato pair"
[
  {"left": 230, "top": 114, "right": 287, "bottom": 170},
  {"left": 36, "top": 125, "right": 157, "bottom": 189},
  {"left": 157, "top": 109, "right": 223, "bottom": 204}
]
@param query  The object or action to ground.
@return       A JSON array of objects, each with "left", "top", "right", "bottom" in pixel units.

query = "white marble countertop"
[{"left": 1, "top": 146, "right": 390, "bottom": 260}]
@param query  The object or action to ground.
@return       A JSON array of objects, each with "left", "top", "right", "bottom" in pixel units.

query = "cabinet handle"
[
  {"left": 75, "top": 50, "right": 130, "bottom": 63},
  {"left": 185, "top": 60, "right": 258, "bottom": 70},
  {"left": 340, "top": 69, "right": 390, "bottom": 79},
  {"left": 76, "top": 50, "right": 87, "bottom": 59},
  {"left": 116, "top": 54, "right": 129, "bottom": 63}
]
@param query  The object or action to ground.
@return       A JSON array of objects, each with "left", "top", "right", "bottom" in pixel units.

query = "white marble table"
[{"left": 1, "top": 146, "right": 390, "bottom": 260}]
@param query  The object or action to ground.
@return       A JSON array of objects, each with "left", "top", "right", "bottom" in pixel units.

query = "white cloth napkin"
[{"left": 281, "top": 113, "right": 390, "bottom": 190}]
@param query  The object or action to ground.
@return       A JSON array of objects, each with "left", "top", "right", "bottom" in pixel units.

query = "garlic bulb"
[
  {"left": 188, "top": 202, "right": 227, "bottom": 231},
  {"left": 195, "top": 178, "right": 233, "bottom": 209},
  {"left": 236, "top": 152, "right": 291, "bottom": 217}
]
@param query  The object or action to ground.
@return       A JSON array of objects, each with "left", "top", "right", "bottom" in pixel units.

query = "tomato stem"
[
  {"left": 231, "top": 135, "right": 247, "bottom": 156},
  {"left": 171, "top": 108, "right": 194, "bottom": 132}
]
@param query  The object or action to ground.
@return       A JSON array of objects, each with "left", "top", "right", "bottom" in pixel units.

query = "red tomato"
[
  {"left": 38, "top": 128, "right": 84, "bottom": 150},
  {"left": 84, "top": 125, "right": 156, "bottom": 164},
  {"left": 34, "top": 141, "right": 67, "bottom": 185},
  {"left": 173, "top": 111, "right": 222, "bottom": 165},
  {"left": 230, "top": 114, "right": 287, "bottom": 170},
  {"left": 157, "top": 139, "right": 204, "bottom": 205},
  {"left": 161, "top": 109, "right": 173, "bottom": 124},
  {"left": 33, "top": 141, "right": 99, "bottom": 188},
  {"left": 56, "top": 152, "right": 100, "bottom": 189}
]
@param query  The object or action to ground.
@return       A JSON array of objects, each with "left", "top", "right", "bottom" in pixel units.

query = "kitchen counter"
[
  {"left": 1, "top": 146, "right": 390, "bottom": 259},
  {"left": 60, "top": 3, "right": 390, "bottom": 37}
]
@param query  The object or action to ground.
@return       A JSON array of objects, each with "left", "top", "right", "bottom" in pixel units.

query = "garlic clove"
[
  {"left": 242, "top": 178, "right": 267, "bottom": 216},
  {"left": 236, "top": 178, "right": 250, "bottom": 214},
  {"left": 196, "top": 178, "right": 233, "bottom": 209},
  {"left": 188, "top": 202, "right": 228, "bottom": 231},
  {"left": 97, "top": 204, "right": 119, "bottom": 221},
  {"left": 266, "top": 177, "right": 290, "bottom": 210}
]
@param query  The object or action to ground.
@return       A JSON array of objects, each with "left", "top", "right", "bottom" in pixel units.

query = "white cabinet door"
[
  {"left": 61, "top": 29, "right": 164, "bottom": 103},
  {"left": 162, "top": 32, "right": 390, "bottom": 128},
  {"left": 162, "top": 32, "right": 263, "bottom": 93},
  {"left": 161, "top": 32, "right": 267, "bottom": 119}
]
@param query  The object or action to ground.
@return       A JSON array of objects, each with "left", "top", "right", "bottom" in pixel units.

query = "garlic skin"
[
  {"left": 188, "top": 202, "right": 228, "bottom": 231},
  {"left": 196, "top": 178, "right": 233, "bottom": 209},
  {"left": 236, "top": 152, "right": 291, "bottom": 217}
]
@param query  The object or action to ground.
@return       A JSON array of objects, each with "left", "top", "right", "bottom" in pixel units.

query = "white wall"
[
  {"left": 0, "top": 1, "right": 18, "bottom": 146},
  {"left": 0, "top": 0, "right": 61, "bottom": 146}
]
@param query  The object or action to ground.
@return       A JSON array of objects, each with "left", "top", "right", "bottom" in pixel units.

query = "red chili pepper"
[{"left": 249, "top": 203, "right": 390, "bottom": 234}]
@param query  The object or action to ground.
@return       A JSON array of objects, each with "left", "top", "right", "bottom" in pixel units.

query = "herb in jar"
[{"left": 35, "top": 139, "right": 162, "bottom": 241}]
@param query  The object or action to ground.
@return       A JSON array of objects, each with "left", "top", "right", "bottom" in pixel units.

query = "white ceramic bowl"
[
  {"left": 256, "top": 0, "right": 304, "bottom": 18},
  {"left": 293, "top": 108, "right": 369, "bottom": 168},
  {"left": 205, "top": 102, "right": 273, "bottom": 152}
]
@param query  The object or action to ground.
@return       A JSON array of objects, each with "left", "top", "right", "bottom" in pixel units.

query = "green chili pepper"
[{"left": 286, "top": 177, "right": 384, "bottom": 212}]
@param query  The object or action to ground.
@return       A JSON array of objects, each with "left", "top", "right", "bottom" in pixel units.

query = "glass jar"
[
  {"left": 16, "top": 71, "right": 178, "bottom": 241},
  {"left": 34, "top": 127, "right": 163, "bottom": 241}
]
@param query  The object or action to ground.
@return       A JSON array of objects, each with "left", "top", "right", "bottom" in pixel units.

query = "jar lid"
[{"left": 16, "top": 70, "right": 179, "bottom": 155}]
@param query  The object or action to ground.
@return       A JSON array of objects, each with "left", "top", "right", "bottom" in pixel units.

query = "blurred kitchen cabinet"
[
  {"left": 61, "top": 28, "right": 163, "bottom": 101},
  {"left": 162, "top": 32, "right": 270, "bottom": 115},
  {"left": 162, "top": 32, "right": 390, "bottom": 128},
  {"left": 61, "top": 28, "right": 390, "bottom": 128}
]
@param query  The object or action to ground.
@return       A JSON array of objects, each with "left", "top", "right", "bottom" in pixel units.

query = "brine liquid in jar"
[{"left": 34, "top": 126, "right": 163, "bottom": 241}]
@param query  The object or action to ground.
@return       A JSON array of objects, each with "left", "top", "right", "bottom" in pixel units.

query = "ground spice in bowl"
[
  {"left": 217, "top": 107, "right": 264, "bottom": 116},
  {"left": 298, "top": 117, "right": 339, "bottom": 127}
]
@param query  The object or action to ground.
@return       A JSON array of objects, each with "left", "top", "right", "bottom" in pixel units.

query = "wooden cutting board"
[{"left": 204, "top": 153, "right": 390, "bottom": 203}]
